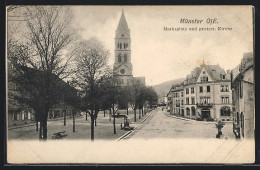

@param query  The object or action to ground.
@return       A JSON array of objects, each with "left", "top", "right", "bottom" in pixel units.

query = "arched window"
[
  {"left": 191, "top": 106, "right": 196, "bottom": 116},
  {"left": 124, "top": 54, "right": 127, "bottom": 62},
  {"left": 117, "top": 43, "right": 120, "bottom": 49},
  {"left": 118, "top": 54, "right": 122, "bottom": 62},
  {"left": 220, "top": 106, "right": 231, "bottom": 116},
  {"left": 120, "top": 43, "right": 122, "bottom": 49},
  {"left": 186, "top": 108, "right": 190, "bottom": 116}
]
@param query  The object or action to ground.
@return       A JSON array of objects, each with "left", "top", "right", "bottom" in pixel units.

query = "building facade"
[
  {"left": 113, "top": 10, "right": 145, "bottom": 86},
  {"left": 232, "top": 52, "right": 254, "bottom": 139},
  {"left": 169, "top": 63, "right": 232, "bottom": 121}
]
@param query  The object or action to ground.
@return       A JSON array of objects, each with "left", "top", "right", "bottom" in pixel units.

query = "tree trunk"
[
  {"left": 39, "top": 122, "right": 42, "bottom": 140},
  {"left": 36, "top": 121, "right": 38, "bottom": 131},
  {"left": 126, "top": 107, "right": 128, "bottom": 115},
  {"left": 109, "top": 108, "right": 111, "bottom": 122},
  {"left": 64, "top": 110, "right": 66, "bottom": 126},
  {"left": 73, "top": 113, "right": 75, "bottom": 132},
  {"left": 42, "top": 120, "right": 47, "bottom": 140},
  {"left": 142, "top": 107, "right": 144, "bottom": 116},
  {"left": 139, "top": 109, "right": 141, "bottom": 119},
  {"left": 95, "top": 117, "right": 97, "bottom": 126},
  {"left": 104, "top": 110, "right": 106, "bottom": 117},
  {"left": 85, "top": 110, "right": 88, "bottom": 121},
  {"left": 134, "top": 109, "right": 136, "bottom": 122},
  {"left": 113, "top": 104, "right": 116, "bottom": 134},
  {"left": 90, "top": 110, "right": 94, "bottom": 141}
]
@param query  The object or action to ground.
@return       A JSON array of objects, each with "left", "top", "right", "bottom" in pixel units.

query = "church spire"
[{"left": 117, "top": 9, "right": 129, "bottom": 31}]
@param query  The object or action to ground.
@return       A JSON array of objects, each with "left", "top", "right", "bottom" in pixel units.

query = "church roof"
[{"left": 117, "top": 10, "right": 130, "bottom": 32}]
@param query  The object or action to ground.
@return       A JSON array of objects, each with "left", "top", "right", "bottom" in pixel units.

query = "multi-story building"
[
  {"left": 168, "top": 63, "right": 232, "bottom": 121},
  {"left": 169, "top": 83, "right": 184, "bottom": 116},
  {"left": 231, "top": 52, "right": 254, "bottom": 139}
]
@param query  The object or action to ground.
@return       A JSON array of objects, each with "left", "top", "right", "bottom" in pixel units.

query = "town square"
[{"left": 6, "top": 6, "right": 254, "bottom": 163}]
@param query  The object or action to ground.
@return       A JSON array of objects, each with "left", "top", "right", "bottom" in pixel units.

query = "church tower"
[{"left": 113, "top": 10, "right": 133, "bottom": 86}]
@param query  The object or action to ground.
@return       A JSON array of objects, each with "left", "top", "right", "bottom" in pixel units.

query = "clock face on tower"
[{"left": 120, "top": 69, "right": 125, "bottom": 74}]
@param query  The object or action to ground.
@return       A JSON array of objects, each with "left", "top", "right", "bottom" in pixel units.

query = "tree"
[
  {"left": 146, "top": 86, "right": 158, "bottom": 109},
  {"left": 98, "top": 69, "right": 122, "bottom": 134},
  {"left": 7, "top": 6, "right": 75, "bottom": 140},
  {"left": 129, "top": 79, "right": 144, "bottom": 122},
  {"left": 63, "top": 84, "right": 81, "bottom": 132},
  {"left": 71, "top": 38, "right": 109, "bottom": 141}
]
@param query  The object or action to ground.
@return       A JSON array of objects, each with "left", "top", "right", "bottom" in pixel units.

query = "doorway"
[{"left": 201, "top": 110, "right": 210, "bottom": 119}]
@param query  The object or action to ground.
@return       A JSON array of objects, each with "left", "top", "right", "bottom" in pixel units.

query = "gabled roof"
[
  {"left": 117, "top": 10, "right": 130, "bottom": 32},
  {"left": 185, "top": 64, "right": 229, "bottom": 85}
]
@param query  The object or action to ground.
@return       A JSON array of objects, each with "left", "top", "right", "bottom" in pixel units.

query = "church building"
[{"left": 113, "top": 10, "right": 145, "bottom": 86}]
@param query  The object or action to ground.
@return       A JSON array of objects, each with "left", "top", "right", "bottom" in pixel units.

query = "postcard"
[{"left": 6, "top": 5, "right": 255, "bottom": 164}]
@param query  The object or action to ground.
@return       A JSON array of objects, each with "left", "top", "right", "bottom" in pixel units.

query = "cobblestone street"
[{"left": 124, "top": 107, "right": 235, "bottom": 140}]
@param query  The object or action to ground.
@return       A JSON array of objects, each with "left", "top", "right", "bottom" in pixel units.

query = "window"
[
  {"left": 181, "top": 100, "right": 184, "bottom": 105},
  {"left": 221, "top": 97, "right": 229, "bottom": 104},
  {"left": 124, "top": 54, "right": 127, "bottom": 62},
  {"left": 21, "top": 111, "right": 24, "bottom": 120},
  {"left": 199, "top": 86, "right": 203, "bottom": 93},
  {"left": 207, "top": 86, "right": 210, "bottom": 92},
  {"left": 120, "top": 43, "right": 122, "bottom": 49},
  {"left": 186, "top": 88, "right": 189, "bottom": 94},
  {"left": 191, "top": 97, "right": 195, "bottom": 104},
  {"left": 124, "top": 43, "right": 128, "bottom": 49},
  {"left": 201, "top": 76, "right": 208, "bottom": 82},
  {"left": 118, "top": 54, "right": 122, "bottom": 62},
  {"left": 220, "top": 106, "right": 231, "bottom": 116},
  {"left": 13, "top": 112, "right": 18, "bottom": 120},
  {"left": 176, "top": 100, "right": 180, "bottom": 107},
  {"left": 181, "top": 92, "right": 183, "bottom": 97},
  {"left": 24, "top": 111, "right": 28, "bottom": 120},
  {"left": 225, "top": 85, "right": 229, "bottom": 92},
  {"left": 200, "top": 97, "right": 210, "bottom": 104},
  {"left": 186, "top": 108, "right": 190, "bottom": 116},
  {"left": 191, "top": 87, "right": 194, "bottom": 94},
  {"left": 222, "top": 75, "right": 226, "bottom": 80},
  {"left": 186, "top": 97, "right": 189, "bottom": 105},
  {"left": 220, "top": 85, "right": 229, "bottom": 92}
]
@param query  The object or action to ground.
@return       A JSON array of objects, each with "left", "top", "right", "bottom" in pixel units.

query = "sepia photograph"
[{"left": 6, "top": 5, "right": 255, "bottom": 164}]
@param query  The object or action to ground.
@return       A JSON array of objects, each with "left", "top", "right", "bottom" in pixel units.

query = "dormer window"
[
  {"left": 222, "top": 74, "right": 226, "bottom": 80},
  {"left": 201, "top": 76, "right": 208, "bottom": 82}
]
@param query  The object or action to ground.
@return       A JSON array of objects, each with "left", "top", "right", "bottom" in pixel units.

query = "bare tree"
[
  {"left": 7, "top": 6, "right": 75, "bottom": 140},
  {"left": 71, "top": 38, "right": 109, "bottom": 141}
]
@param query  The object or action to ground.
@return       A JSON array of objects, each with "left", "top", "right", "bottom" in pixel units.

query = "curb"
[
  {"left": 116, "top": 127, "right": 137, "bottom": 141},
  {"left": 116, "top": 113, "right": 151, "bottom": 141},
  {"left": 141, "top": 114, "right": 151, "bottom": 123},
  {"left": 163, "top": 111, "right": 232, "bottom": 124}
]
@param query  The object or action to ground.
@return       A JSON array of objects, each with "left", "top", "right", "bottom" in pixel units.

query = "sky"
[{"left": 11, "top": 6, "right": 254, "bottom": 86}]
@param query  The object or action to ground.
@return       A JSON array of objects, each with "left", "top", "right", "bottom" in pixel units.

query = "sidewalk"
[{"left": 164, "top": 111, "right": 233, "bottom": 124}]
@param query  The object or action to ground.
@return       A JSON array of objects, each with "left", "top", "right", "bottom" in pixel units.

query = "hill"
[{"left": 151, "top": 78, "right": 185, "bottom": 96}]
